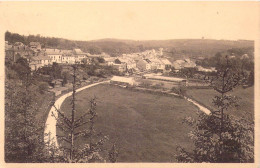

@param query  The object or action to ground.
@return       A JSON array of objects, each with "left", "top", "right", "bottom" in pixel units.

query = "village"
[{"left": 5, "top": 40, "right": 220, "bottom": 96}]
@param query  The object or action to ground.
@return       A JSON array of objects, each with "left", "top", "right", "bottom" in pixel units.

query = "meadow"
[
  {"left": 185, "top": 86, "right": 254, "bottom": 122},
  {"left": 60, "top": 84, "right": 199, "bottom": 162}
]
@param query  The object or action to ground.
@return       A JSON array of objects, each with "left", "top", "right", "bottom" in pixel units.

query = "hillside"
[{"left": 5, "top": 31, "right": 254, "bottom": 59}]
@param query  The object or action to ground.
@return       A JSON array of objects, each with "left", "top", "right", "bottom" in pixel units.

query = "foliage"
[
  {"left": 5, "top": 65, "right": 50, "bottom": 162},
  {"left": 62, "top": 72, "right": 69, "bottom": 86},
  {"left": 38, "top": 82, "right": 49, "bottom": 94},
  {"left": 36, "top": 63, "right": 62, "bottom": 80},
  {"left": 176, "top": 113, "right": 254, "bottom": 163},
  {"left": 196, "top": 51, "right": 254, "bottom": 72},
  {"left": 109, "top": 143, "right": 119, "bottom": 163},
  {"left": 179, "top": 67, "right": 198, "bottom": 78},
  {"left": 82, "top": 63, "right": 119, "bottom": 77},
  {"left": 176, "top": 55, "right": 254, "bottom": 163},
  {"left": 247, "top": 70, "right": 254, "bottom": 86},
  {"left": 171, "top": 86, "right": 187, "bottom": 97},
  {"left": 51, "top": 65, "right": 115, "bottom": 162}
]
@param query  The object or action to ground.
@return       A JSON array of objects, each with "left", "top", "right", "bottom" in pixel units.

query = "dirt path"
[
  {"left": 44, "top": 81, "right": 211, "bottom": 148},
  {"left": 44, "top": 81, "right": 109, "bottom": 147}
]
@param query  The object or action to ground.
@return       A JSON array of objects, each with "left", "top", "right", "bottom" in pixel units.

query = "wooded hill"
[{"left": 5, "top": 31, "right": 254, "bottom": 59}]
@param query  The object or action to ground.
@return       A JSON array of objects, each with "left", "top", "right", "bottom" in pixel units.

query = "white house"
[
  {"left": 44, "top": 49, "right": 62, "bottom": 63},
  {"left": 136, "top": 59, "right": 152, "bottom": 71},
  {"left": 61, "top": 54, "right": 75, "bottom": 64},
  {"left": 160, "top": 58, "right": 172, "bottom": 69},
  {"left": 149, "top": 58, "right": 165, "bottom": 70},
  {"left": 73, "top": 48, "right": 88, "bottom": 63},
  {"left": 29, "top": 55, "right": 52, "bottom": 71},
  {"left": 110, "top": 76, "right": 135, "bottom": 86},
  {"left": 104, "top": 57, "right": 116, "bottom": 66}
]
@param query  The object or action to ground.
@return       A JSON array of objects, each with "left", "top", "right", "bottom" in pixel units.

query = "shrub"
[{"left": 38, "top": 82, "right": 49, "bottom": 94}]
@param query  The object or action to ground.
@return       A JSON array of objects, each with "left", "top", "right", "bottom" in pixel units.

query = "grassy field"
[
  {"left": 186, "top": 86, "right": 254, "bottom": 122},
  {"left": 60, "top": 84, "right": 199, "bottom": 162}
]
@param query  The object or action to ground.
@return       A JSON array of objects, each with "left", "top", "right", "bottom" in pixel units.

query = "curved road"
[
  {"left": 44, "top": 80, "right": 109, "bottom": 147},
  {"left": 44, "top": 80, "right": 211, "bottom": 148}
]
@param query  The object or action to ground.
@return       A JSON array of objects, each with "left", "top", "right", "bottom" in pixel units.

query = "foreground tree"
[
  {"left": 51, "top": 65, "right": 112, "bottom": 162},
  {"left": 176, "top": 55, "right": 254, "bottom": 163},
  {"left": 5, "top": 60, "right": 51, "bottom": 162}
]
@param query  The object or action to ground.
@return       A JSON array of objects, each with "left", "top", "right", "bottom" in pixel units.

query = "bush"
[
  {"left": 38, "top": 82, "right": 49, "bottom": 94},
  {"left": 176, "top": 114, "right": 254, "bottom": 163},
  {"left": 171, "top": 86, "right": 187, "bottom": 97}
]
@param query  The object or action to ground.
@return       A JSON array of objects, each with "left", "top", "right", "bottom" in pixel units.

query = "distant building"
[
  {"left": 113, "top": 63, "right": 127, "bottom": 72},
  {"left": 104, "top": 57, "right": 116, "bottom": 66},
  {"left": 44, "top": 48, "right": 62, "bottom": 63},
  {"left": 136, "top": 59, "right": 152, "bottom": 71},
  {"left": 29, "top": 55, "right": 52, "bottom": 71},
  {"left": 149, "top": 58, "right": 165, "bottom": 70},
  {"left": 5, "top": 45, "right": 34, "bottom": 63},
  {"left": 73, "top": 48, "right": 88, "bottom": 63},
  {"left": 160, "top": 58, "right": 172, "bottom": 69},
  {"left": 116, "top": 58, "right": 136, "bottom": 70},
  {"left": 110, "top": 76, "right": 135, "bottom": 86},
  {"left": 158, "top": 48, "right": 164, "bottom": 56},
  {"left": 143, "top": 74, "right": 187, "bottom": 86},
  {"left": 61, "top": 54, "right": 75, "bottom": 64},
  {"left": 197, "top": 66, "right": 216, "bottom": 73},
  {"left": 29, "top": 42, "right": 41, "bottom": 51},
  {"left": 172, "top": 59, "right": 196, "bottom": 70}
]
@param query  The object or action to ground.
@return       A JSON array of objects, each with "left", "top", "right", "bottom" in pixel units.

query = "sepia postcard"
[{"left": 0, "top": 1, "right": 259, "bottom": 168}]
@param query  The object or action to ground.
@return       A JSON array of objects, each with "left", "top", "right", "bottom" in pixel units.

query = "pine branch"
[
  {"left": 56, "top": 135, "right": 71, "bottom": 143},
  {"left": 56, "top": 123, "right": 71, "bottom": 134},
  {"left": 74, "top": 120, "right": 90, "bottom": 129},
  {"left": 74, "top": 109, "right": 91, "bottom": 125},
  {"left": 53, "top": 105, "right": 72, "bottom": 127}
]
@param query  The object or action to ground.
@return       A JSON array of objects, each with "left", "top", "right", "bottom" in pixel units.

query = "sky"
[{"left": 0, "top": 1, "right": 259, "bottom": 41}]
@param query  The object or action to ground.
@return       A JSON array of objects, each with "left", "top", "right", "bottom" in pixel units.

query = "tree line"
[{"left": 5, "top": 31, "right": 254, "bottom": 58}]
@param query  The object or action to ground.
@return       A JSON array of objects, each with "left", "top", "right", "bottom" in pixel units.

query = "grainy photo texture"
[{"left": 0, "top": 1, "right": 258, "bottom": 165}]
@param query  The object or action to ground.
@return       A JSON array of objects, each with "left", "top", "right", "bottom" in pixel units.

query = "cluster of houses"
[
  {"left": 5, "top": 41, "right": 109, "bottom": 71},
  {"left": 5, "top": 40, "right": 217, "bottom": 74},
  {"left": 103, "top": 48, "right": 173, "bottom": 73}
]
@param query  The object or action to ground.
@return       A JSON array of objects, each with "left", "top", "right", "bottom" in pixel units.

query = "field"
[
  {"left": 186, "top": 86, "right": 254, "bottom": 122},
  {"left": 60, "top": 84, "right": 199, "bottom": 162}
]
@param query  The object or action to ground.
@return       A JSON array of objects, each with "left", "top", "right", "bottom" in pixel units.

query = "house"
[
  {"left": 172, "top": 60, "right": 185, "bottom": 70},
  {"left": 44, "top": 49, "right": 62, "bottom": 63},
  {"left": 116, "top": 57, "right": 136, "bottom": 70},
  {"left": 149, "top": 58, "right": 165, "bottom": 70},
  {"left": 136, "top": 59, "right": 152, "bottom": 71},
  {"left": 197, "top": 66, "right": 217, "bottom": 73},
  {"left": 104, "top": 57, "right": 116, "bottom": 66},
  {"left": 29, "top": 55, "right": 52, "bottom": 71},
  {"left": 183, "top": 59, "right": 196, "bottom": 68},
  {"left": 143, "top": 74, "right": 187, "bottom": 86},
  {"left": 110, "top": 76, "right": 135, "bottom": 86},
  {"left": 113, "top": 63, "right": 127, "bottom": 72},
  {"left": 61, "top": 54, "right": 75, "bottom": 64},
  {"left": 158, "top": 48, "right": 164, "bottom": 56},
  {"left": 73, "top": 48, "right": 88, "bottom": 63},
  {"left": 29, "top": 42, "right": 41, "bottom": 51},
  {"left": 160, "top": 58, "right": 172, "bottom": 70},
  {"left": 172, "top": 59, "right": 196, "bottom": 70},
  {"left": 5, "top": 45, "right": 34, "bottom": 63}
]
